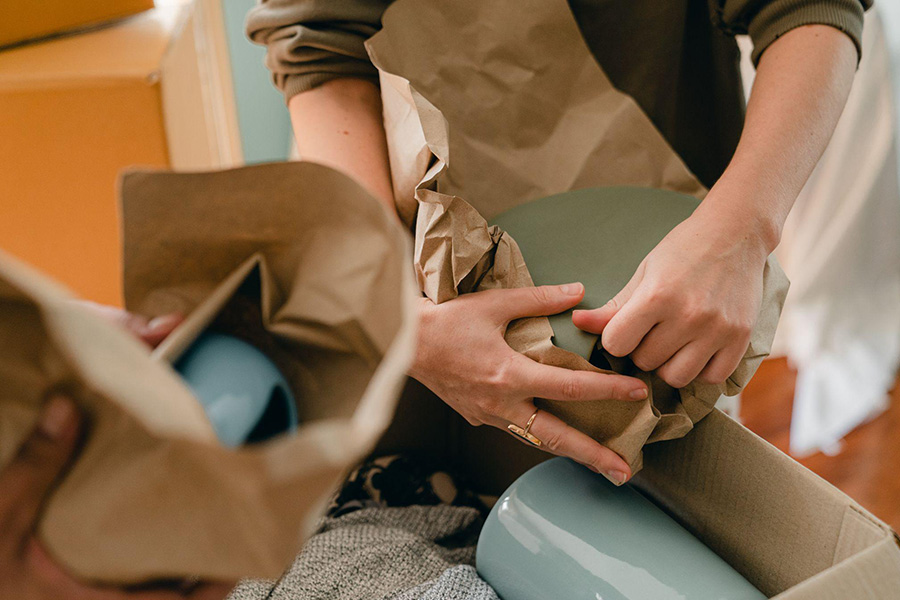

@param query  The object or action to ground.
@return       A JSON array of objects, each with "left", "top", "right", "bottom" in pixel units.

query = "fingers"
[
  {"left": 66, "top": 582, "right": 236, "bottom": 600},
  {"left": 137, "top": 314, "right": 184, "bottom": 348},
  {"left": 571, "top": 261, "right": 646, "bottom": 336},
  {"left": 597, "top": 292, "right": 661, "bottom": 358},
  {"left": 512, "top": 355, "right": 647, "bottom": 401},
  {"left": 186, "top": 583, "right": 237, "bottom": 600},
  {"left": 573, "top": 264, "right": 661, "bottom": 358},
  {"left": 654, "top": 332, "right": 748, "bottom": 389},
  {"left": 698, "top": 340, "right": 749, "bottom": 385},
  {"left": 629, "top": 321, "right": 694, "bottom": 373},
  {"left": 78, "top": 302, "right": 182, "bottom": 348},
  {"left": 508, "top": 403, "right": 631, "bottom": 484},
  {"left": 38, "top": 543, "right": 236, "bottom": 600},
  {"left": 0, "top": 396, "right": 80, "bottom": 555},
  {"left": 110, "top": 582, "right": 236, "bottom": 600},
  {"left": 485, "top": 283, "right": 585, "bottom": 323},
  {"left": 655, "top": 341, "right": 719, "bottom": 389}
]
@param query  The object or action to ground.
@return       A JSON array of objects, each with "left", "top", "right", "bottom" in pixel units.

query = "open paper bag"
[{"left": 0, "top": 162, "right": 416, "bottom": 584}]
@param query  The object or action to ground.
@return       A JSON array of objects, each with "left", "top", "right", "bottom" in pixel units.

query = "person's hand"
[
  {"left": 572, "top": 207, "right": 769, "bottom": 389},
  {"left": 78, "top": 301, "right": 182, "bottom": 348},
  {"left": 409, "top": 283, "right": 649, "bottom": 483},
  {"left": 0, "top": 395, "right": 235, "bottom": 600}
]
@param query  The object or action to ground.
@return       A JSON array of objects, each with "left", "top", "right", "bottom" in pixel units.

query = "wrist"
[
  {"left": 697, "top": 182, "right": 784, "bottom": 255},
  {"left": 407, "top": 297, "right": 435, "bottom": 381}
]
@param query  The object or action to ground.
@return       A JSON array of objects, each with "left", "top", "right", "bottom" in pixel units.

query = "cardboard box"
[
  {"left": 0, "top": 5, "right": 241, "bottom": 306},
  {"left": 375, "top": 382, "right": 900, "bottom": 598},
  {"left": 0, "top": 0, "right": 155, "bottom": 48},
  {"left": 632, "top": 410, "right": 900, "bottom": 598},
  {"left": 377, "top": 382, "right": 900, "bottom": 599}
]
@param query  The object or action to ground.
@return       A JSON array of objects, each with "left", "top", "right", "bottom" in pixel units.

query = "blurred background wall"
[{"left": 0, "top": 0, "right": 292, "bottom": 306}]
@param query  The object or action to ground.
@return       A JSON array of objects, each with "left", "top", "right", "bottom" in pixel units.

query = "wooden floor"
[{"left": 741, "top": 357, "right": 900, "bottom": 531}]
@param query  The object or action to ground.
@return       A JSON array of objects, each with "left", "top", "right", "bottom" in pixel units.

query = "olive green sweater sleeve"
[
  {"left": 711, "top": 0, "right": 872, "bottom": 65},
  {"left": 246, "top": 0, "right": 870, "bottom": 103},
  {"left": 245, "top": 0, "right": 393, "bottom": 102}
]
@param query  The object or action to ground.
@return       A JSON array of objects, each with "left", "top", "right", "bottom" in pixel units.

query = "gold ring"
[{"left": 508, "top": 409, "right": 543, "bottom": 447}]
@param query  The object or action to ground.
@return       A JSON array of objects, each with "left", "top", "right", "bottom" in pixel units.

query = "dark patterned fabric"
[{"left": 327, "top": 455, "right": 491, "bottom": 518}]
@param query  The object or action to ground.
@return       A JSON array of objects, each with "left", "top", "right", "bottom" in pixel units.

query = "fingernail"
[
  {"left": 40, "top": 396, "right": 74, "bottom": 440},
  {"left": 630, "top": 388, "right": 648, "bottom": 400},
  {"left": 608, "top": 470, "right": 629, "bottom": 484},
  {"left": 147, "top": 313, "right": 181, "bottom": 333},
  {"left": 559, "top": 283, "right": 583, "bottom": 296}
]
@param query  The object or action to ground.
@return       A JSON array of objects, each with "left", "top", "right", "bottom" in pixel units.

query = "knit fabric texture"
[{"left": 226, "top": 456, "right": 499, "bottom": 600}]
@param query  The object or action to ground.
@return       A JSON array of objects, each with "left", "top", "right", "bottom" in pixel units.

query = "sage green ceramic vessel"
[
  {"left": 490, "top": 186, "right": 700, "bottom": 358},
  {"left": 477, "top": 458, "right": 765, "bottom": 600},
  {"left": 481, "top": 188, "right": 764, "bottom": 598}
]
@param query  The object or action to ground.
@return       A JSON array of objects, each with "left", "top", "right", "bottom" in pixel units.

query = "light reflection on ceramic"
[
  {"left": 477, "top": 458, "right": 765, "bottom": 600},
  {"left": 175, "top": 332, "right": 298, "bottom": 447}
]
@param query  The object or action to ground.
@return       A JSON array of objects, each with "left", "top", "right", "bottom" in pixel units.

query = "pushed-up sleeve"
[
  {"left": 710, "top": 0, "right": 872, "bottom": 65},
  {"left": 246, "top": 0, "right": 393, "bottom": 102}
]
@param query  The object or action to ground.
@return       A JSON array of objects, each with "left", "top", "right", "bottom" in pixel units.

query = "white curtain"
[{"left": 738, "top": 9, "right": 900, "bottom": 456}]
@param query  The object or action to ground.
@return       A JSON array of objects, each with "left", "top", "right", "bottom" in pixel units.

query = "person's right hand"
[
  {"left": 0, "top": 395, "right": 235, "bottom": 600},
  {"left": 408, "top": 283, "right": 649, "bottom": 484}
]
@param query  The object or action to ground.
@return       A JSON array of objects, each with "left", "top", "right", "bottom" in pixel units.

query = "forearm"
[
  {"left": 699, "top": 25, "right": 858, "bottom": 251},
  {"left": 288, "top": 78, "right": 396, "bottom": 213}
]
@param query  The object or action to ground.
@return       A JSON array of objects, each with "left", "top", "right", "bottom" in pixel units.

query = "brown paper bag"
[
  {"left": 366, "top": 0, "right": 788, "bottom": 474},
  {"left": 0, "top": 162, "right": 416, "bottom": 584}
]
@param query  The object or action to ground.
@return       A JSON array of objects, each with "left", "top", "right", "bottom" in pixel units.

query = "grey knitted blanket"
[{"left": 227, "top": 457, "right": 500, "bottom": 600}]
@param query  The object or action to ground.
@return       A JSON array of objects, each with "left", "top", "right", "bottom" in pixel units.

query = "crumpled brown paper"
[
  {"left": 366, "top": 0, "right": 789, "bottom": 473},
  {"left": 0, "top": 162, "right": 416, "bottom": 584}
]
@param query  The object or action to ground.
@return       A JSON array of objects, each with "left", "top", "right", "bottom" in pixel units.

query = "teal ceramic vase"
[
  {"left": 477, "top": 458, "right": 765, "bottom": 600},
  {"left": 175, "top": 332, "right": 298, "bottom": 447}
]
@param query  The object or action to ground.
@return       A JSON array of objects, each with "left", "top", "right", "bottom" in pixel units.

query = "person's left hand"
[
  {"left": 0, "top": 395, "right": 235, "bottom": 600},
  {"left": 572, "top": 206, "right": 770, "bottom": 388},
  {"left": 78, "top": 301, "right": 182, "bottom": 348}
]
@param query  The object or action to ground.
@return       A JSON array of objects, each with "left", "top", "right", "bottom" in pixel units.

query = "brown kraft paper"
[
  {"left": 0, "top": 162, "right": 417, "bottom": 584},
  {"left": 365, "top": 0, "right": 789, "bottom": 476}
]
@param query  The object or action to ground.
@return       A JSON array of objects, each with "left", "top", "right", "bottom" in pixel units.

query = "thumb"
[
  {"left": 489, "top": 282, "right": 586, "bottom": 323},
  {"left": 572, "top": 261, "right": 646, "bottom": 334},
  {"left": 0, "top": 396, "right": 81, "bottom": 550}
]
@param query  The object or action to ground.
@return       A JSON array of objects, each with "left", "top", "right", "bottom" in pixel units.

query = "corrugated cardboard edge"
[
  {"left": 775, "top": 535, "right": 900, "bottom": 599},
  {"left": 635, "top": 410, "right": 900, "bottom": 598}
]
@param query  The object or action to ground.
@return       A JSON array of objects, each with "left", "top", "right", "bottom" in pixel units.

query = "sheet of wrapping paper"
[
  {"left": 0, "top": 162, "right": 417, "bottom": 584},
  {"left": 366, "top": 0, "right": 788, "bottom": 474}
]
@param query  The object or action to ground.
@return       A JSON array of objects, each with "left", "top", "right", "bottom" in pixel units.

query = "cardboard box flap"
[
  {"left": 833, "top": 506, "right": 894, "bottom": 565},
  {"left": 634, "top": 410, "right": 900, "bottom": 597},
  {"left": 0, "top": 0, "right": 153, "bottom": 49},
  {"left": 775, "top": 536, "right": 900, "bottom": 599},
  {"left": 0, "top": 8, "right": 182, "bottom": 90}
]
